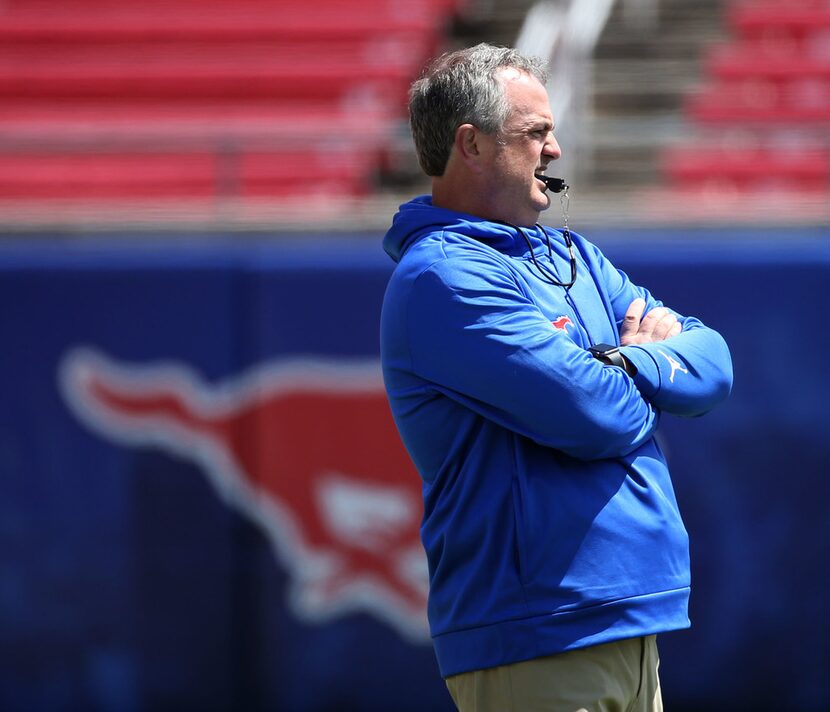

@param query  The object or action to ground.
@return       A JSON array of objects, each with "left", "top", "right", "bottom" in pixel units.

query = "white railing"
[{"left": 516, "top": 0, "right": 655, "bottom": 182}]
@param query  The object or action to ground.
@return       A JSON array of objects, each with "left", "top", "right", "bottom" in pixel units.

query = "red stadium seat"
[
  {"left": 729, "top": 1, "right": 830, "bottom": 44},
  {"left": 686, "top": 81, "right": 830, "bottom": 124},
  {"left": 0, "top": 101, "right": 398, "bottom": 146},
  {"left": 0, "top": 41, "right": 427, "bottom": 102},
  {"left": 662, "top": 147, "right": 830, "bottom": 192},
  {"left": 0, "top": 1, "right": 456, "bottom": 44},
  {"left": 0, "top": 150, "right": 375, "bottom": 199},
  {"left": 706, "top": 43, "right": 830, "bottom": 83}
]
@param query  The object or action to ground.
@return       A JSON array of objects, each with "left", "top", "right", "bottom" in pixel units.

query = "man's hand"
[{"left": 620, "top": 298, "right": 682, "bottom": 346}]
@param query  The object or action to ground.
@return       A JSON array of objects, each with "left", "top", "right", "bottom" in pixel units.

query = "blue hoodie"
[{"left": 380, "top": 196, "right": 732, "bottom": 678}]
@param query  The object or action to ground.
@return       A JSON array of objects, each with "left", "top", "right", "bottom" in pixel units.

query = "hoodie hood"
[{"left": 383, "top": 196, "right": 549, "bottom": 263}]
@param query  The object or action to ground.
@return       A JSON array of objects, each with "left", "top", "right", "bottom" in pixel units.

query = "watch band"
[{"left": 588, "top": 343, "right": 636, "bottom": 375}]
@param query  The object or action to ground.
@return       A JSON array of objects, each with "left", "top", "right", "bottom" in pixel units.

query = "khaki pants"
[{"left": 445, "top": 635, "right": 662, "bottom": 712}]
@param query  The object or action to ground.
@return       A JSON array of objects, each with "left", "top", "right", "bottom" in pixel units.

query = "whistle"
[{"left": 536, "top": 175, "right": 569, "bottom": 193}]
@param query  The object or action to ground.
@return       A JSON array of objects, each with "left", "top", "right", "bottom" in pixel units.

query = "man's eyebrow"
[
  {"left": 520, "top": 118, "right": 554, "bottom": 131},
  {"left": 524, "top": 116, "right": 556, "bottom": 131}
]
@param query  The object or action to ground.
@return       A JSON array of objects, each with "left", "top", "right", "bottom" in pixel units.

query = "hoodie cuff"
[{"left": 620, "top": 345, "right": 661, "bottom": 399}]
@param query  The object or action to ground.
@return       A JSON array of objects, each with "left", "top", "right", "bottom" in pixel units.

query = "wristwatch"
[{"left": 588, "top": 343, "right": 637, "bottom": 376}]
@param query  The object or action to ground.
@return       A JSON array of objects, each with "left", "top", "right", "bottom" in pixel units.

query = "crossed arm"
[
  {"left": 396, "top": 247, "right": 732, "bottom": 460},
  {"left": 609, "top": 291, "right": 732, "bottom": 419}
]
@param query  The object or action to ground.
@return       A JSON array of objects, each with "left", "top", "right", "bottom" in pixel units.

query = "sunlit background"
[{"left": 1, "top": 0, "right": 829, "bottom": 710}]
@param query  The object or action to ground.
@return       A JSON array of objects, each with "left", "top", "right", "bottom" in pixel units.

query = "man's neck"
[{"left": 431, "top": 176, "right": 490, "bottom": 219}]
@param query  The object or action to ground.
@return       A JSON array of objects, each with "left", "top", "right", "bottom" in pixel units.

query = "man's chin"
[
  {"left": 515, "top": 206, "right": 547, "bottom": 228},
  {"left": 535, "top": 192, "right": 552, "bottom": 213}
]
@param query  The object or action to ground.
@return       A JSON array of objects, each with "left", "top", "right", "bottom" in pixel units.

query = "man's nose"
[{"left": 544, "top": 132, "right": 562, "bottom": 160}]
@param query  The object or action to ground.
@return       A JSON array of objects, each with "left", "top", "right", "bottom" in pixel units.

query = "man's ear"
[{"left": 453, "top": 123, "right": 485, "bottom": 173}]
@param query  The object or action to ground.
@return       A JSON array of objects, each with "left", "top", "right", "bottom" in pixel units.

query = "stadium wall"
[{"left": 1, "top": 227, "right": 828, "bottom": 712}]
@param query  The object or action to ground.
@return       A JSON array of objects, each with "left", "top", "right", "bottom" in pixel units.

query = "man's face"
[{"left": 480, "top": 69, "right": 561, "bottom": 227}]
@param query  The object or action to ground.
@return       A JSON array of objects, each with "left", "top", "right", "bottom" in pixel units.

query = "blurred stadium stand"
[
  {"left": 0, "top": 0, "right": 462, "bottom": 230},
  {"left": 0, "top": 0, "right": 827, "bottom": 231},
  {"left": 656, "top": 0, "right": 830, "bottom": 220}
]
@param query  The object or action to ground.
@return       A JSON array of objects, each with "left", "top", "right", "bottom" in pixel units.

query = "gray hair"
[{"left": 408, "top": 43, "right": 549, "bottom": 177}]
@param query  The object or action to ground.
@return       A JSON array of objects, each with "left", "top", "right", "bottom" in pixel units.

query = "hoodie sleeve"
[
  {"left": 579, "top": 239, "right": 733, "bottom": 418},
  {"left": 403, "top": 252, "right": 659, "bottom": 461}
]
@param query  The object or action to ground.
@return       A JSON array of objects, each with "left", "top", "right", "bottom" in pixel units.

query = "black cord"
[{"left": 512, "top": 223, "right": 577, "bottom": 288}]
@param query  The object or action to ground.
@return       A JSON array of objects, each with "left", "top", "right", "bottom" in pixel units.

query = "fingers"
[
  {"left": 639, "top": 307, "right": 680, "bottom": 342},
  {"left": 621, "top": 301, "right": 682, "bottom": 344},
  {"left": 619, "top": 298, "right": 646, "bottom": 345},
  {"left": 652, "top": 310, "right": 679, "bottom": 342}
]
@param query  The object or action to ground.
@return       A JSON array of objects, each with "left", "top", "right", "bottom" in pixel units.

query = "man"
[{"left": 380, "top": 44, "right": 732, "bottom": 711}]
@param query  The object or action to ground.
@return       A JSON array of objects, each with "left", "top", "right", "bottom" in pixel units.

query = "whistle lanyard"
[{"left": 508, "top": 189, "right": 576, "bottom": 288}]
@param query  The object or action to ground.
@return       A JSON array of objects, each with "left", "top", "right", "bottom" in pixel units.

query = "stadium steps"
[{"left": 587, "top": 0, "right": 728, "bottom": 189}]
